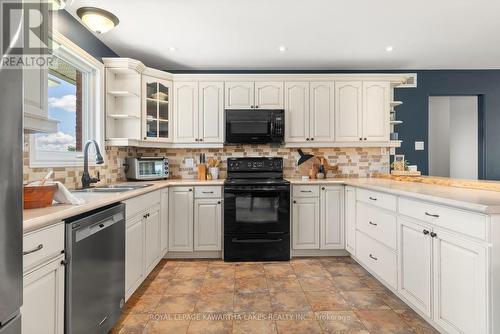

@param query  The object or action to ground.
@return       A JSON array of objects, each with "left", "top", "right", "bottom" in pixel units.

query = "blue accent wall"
[{"left": 56, "top": 10, "right": 118, "bottom": 60}]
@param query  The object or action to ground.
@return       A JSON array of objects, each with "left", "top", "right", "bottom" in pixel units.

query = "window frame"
[{"left": 29, "top": 31, "right": 105, "bottom": 168}]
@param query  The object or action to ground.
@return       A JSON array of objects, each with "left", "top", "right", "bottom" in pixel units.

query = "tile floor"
[{"left": 111, "top": 257, "right": 439, "bottom": 334}]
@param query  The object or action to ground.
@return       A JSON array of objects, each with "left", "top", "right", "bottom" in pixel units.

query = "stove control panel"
[{"left": 227, "top": 157, "right": 283, "bottom": 172}]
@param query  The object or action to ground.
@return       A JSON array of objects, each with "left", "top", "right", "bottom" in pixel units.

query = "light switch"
[
  {"left": 185, "top": 158, "right": 194, "bottom": 168},
  {"left": 415, "top": 141, "right": 425, "bottom": 151}
]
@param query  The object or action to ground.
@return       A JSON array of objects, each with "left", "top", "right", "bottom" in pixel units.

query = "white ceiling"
[{"left": 66, "top": 0, "right": 500, "bottom": 71}]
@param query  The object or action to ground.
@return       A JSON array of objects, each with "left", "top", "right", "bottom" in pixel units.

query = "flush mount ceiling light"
[
  {"left": 76, "top": 7, "right": 119, "bottom": 34},
  {"left": 278, "top": 45, "right": 287, "bottom": 52},
  {"left": 385, "top": 46, "right": 394, "bottom": 52},
  {"left": 168, "top": 47, "right": 177, "bottom": 51}
]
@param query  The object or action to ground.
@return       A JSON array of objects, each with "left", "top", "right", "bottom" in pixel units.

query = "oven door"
[{"left": 224, "top": 185, "right": 290, "bottom": 234}]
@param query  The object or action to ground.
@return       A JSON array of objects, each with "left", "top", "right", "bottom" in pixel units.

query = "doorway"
[{"left": 428, "top": 96, "right": 483, "bottom": 179}]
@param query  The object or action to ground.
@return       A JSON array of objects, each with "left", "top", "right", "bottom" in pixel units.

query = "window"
[{"left": 30, "top": 32, "right": 104, "bottom": 167}]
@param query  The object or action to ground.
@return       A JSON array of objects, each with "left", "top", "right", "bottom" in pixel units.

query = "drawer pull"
[
  {"left": 423, "top": 229, "right": 430, "bottom": 235},
  {"left": 300, "top": 190, "right": 312, "bottom": 193},
  {"left": 425, "top": 212, "right": 439, "bottom": 218},
  {"left": 369, "top": 254, "right": 378, "bottom": 261},
  {"left": 23, "top": 244, "right": 43, "bottom": 256},
  {"left": 202, "top": 191, "right": 214, "bottom": 194},
  {"left": 430, "top": 232, "right": 437, "bottom": 238},
  {"left": 369, "top": 197, "right": 377, "bottom": 201},
  {"left": 369, "top": 221, "right": 378, "bottom": 226}
]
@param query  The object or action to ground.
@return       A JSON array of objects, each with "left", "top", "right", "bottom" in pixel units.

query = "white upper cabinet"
[
  {"left": 362, "top": 81, "right": 390, "bottom": 141},
  {"left": 143, "top": 75, "right": 172, "bottom": 142},
  {"left": 310, "top": 82, "right": 335, "bottom": 143},
  {"left": 24, "top": 67, "right": 58, "bottom": 133},
  {"left": 174, "top": 81, "right": 199, "bottom": 143},
  {"left": 255, "top": 82, "right": 284, "bottom": 109},
  {"left": 335, "top": 81, "right": 363, "bottom": 142},
  {"left": 284, "top": 82, "right": 310, "bottom": 143},
  {"left": 225, "top": 82, "right": 254, "bottom": 109},
  {"left": 199, "top": 82, "right": 224, "bottom": 143}
]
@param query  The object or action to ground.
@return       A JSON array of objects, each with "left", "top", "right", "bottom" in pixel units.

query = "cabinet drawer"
[
  {"left": 356, "top": 231, "right": 397, "bottom": 289},
  {"left": 293, "top": 185, "right": 320, "bottom": 198},
  {"left": 23, "top": 222, "right": 64, "bottom": 272},
  {"left": 195, "top": 186, "right": 222, "bottom": 198},
  {"left": 356, "top": 202, "right": 397, "bottom": 250},
  {"left": 357, "top": 188, "right": 397, "bottom": 212},
  {"left": 399, "top": 197, "right": 488, "bottom": 241},
  {"left": 124, "top": 190, "right": 161, "bottom": 218}
]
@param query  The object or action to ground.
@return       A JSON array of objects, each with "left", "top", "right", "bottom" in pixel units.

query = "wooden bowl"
[{"left": 23, "top": 184, "right": 58, "bottom": 209}]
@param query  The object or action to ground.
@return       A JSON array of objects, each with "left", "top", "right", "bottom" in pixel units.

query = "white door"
[
  {"left": 284, "top": 82, "right": 310, "bottom": 143},
  {"left": 335, "top": 81, "right": 363, "bottom": 142},
  {"left": 320, "top": 185, "right": 344, "bottom": 249},
  {"left": 344, "top": 186, "right": 356, "bottom": 254},
  {"left": 194, "top": 198, "right": 222, "bottom": 251},
  {"left": 398, "top": 218, "right": 432, "bottom": 318},
  {"left": 292, "top": 197, "right": 320, "bottom": 249},
  {"left": 174, "top": 81, "right": 199, "bottom": 143},
  {"left": 225, "top": 82, "right": 254, "bottom": 109},
  {"left": 199, "top": 82, "right": 224, "bottom": 143},
  {"left": 432, "top": 229, "right": 488, "bottom": 334},
  {"left": 144, "top": 206, "right": 161, "bottom": 273},
  {"left": 310, "top": 82, "right": 335, "bottom": 143},
  {"left": 168, "top": 187, "right": 194, "bottom": 252},
  {"left": 22, "top": 255, "right": 65, "bottom": 334},
  {"left": 255, "top": 82, "right": 284, "bottom": 109},
  {"left": 125, "top": 215, "right": 144, "bottom": 299},
  {"left": 362, "top": 81, "right": 390, "bottom": 141},
  {"left": 160, "top": 189, "right": 168, "bottom": 254}
]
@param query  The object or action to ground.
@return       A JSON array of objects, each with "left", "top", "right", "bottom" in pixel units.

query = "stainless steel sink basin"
[{"left": 72, "top": 183, "right": 153, "bottom": 193}]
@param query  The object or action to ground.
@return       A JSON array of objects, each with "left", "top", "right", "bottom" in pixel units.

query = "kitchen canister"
[{"left": 209, "top": 167, "right": 220, "bottom": 180}]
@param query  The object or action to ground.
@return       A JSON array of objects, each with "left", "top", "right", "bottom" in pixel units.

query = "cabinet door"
[
  {"left": 168, "top": 187, "right": 194, "bottom": 252},
  {"left": 174, "top": 81, "right": 199, "bottom": 143},
  {"left": 292, "top": 197, "right": 320, "bottom": 249},
  {"left": 335, "top": 81, "right": 363, "bottom": 142},
  {"left": 432, "top": 229, "right": 488, "bottom": 334},
  {"left": 143, "top": 76, "right": 172, "bottom": 142},
  {"left": 310, "top": 82, "right": 335, "bottom": 143},
  {"left": 284, "top": 82, "right": 310, "bottom": 143},
  {"left": 255, "top": 82, "right": 284, "bottom": 109},
  {"left": 320, "top": 186, "right": 344, "bottom": 249},
  {"left": 24, "top": 67, "right": 48, "bottom": 119},
  {"left": 344, "top": 186, "right": 356, "bottom": 254},
  {"left": 362, "top": 81, "right": 390, "bottom": 141},
  {"left": 398, "top": 218, "right": 432, "bottom": 318},
  {"left": 199, "top": 82, "right": 224, "bottom": 143},
  {"left": 125, "top": 215, "right": 144, "bottom": 299},
  {"left": 144, "top": 207, "right": 161, "bottom": 274},
  {"left": 22, "top": 255, "right": 64, "bottom": 334},
  {"left": 225, "top": 82, "right": 254, "bottom": 109},
  {"left": 194, "top": 198, "right": 222, "bottom": 251},
  {"left": 160, "top": 189, "right": 169, "bottom": 254}
]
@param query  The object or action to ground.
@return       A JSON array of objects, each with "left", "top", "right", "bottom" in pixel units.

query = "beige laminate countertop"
[
  {"left": 23, "top": 179, "right": 224, "bottom": 234},
  {"left": 288, "top": 177, "right": 500, "bottom": 214},
  {"left": 23, "top": 177, "right": 500, "bottom": 234}
]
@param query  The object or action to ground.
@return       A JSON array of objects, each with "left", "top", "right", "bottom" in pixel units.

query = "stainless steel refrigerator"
[{"left": 0, "top": 0, "right": 23, "bottom": 332}]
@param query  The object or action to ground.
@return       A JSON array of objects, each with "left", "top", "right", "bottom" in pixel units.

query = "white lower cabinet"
[
  {"left": 22, "top": 255, "right": 65, "bottom": 334},
  {"left": 169, "top": 187, "right": 194, "bottom": 252},
  {"left": 144, "top": 205, "right": 161, "bottom": 274},
  {"left": 160, "top": 189, "right": 169, "bottom": 254},
  {"left": 344, "top": 186, "right": 356, "bottom": 254},
  {"left": 292, "top": 197, "right": 320, "bottom": 249},
  {"left": 194, "top": 198, "right": 222, "bottom": 251},
  {"left": 125, "top": 215, "right": 144, "bottom": 299},
  {"left": 432, "top": 229, "right": 488, "bottom": 334},
  {"left": 398, "top": 217, "right": 432, "bottom": 318},
  {"left": 320, "top": 185, "right": 344, "bottom": 249}
]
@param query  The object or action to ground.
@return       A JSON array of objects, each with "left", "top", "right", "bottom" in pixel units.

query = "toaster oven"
[{"left": 125, "top": 157, "right": 169, "bottom": 180}]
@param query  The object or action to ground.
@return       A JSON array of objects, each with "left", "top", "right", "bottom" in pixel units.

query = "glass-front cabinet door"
[{"left": 142, "top": 75, "right": 172, "bottom": 142}]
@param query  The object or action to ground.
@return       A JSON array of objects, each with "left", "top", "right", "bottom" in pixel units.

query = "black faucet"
[{"left": 81, "top": 140, "right": 104, "bottom": 188}]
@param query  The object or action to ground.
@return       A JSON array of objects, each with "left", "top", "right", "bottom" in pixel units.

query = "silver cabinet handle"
[
  {"left": 202, "top": 191, "right": 214, "bottom": 194},
  {"left": 300, "top": 190, "right": 312, "bottom": 193},
  {"left": 369, "top": 197, "right": 377, "bottom": 201},
  {"left": 23, "top": 244, "right": 43, "bottom": 256},
  {"left": 369, "top": 221, "right": 378, "bottom": 226},
  {"left": 425, "top": 212, "right": 439, "bottom": 218},
  {"left": 369, "top": 254, "right": 378, "bottom": 261}
]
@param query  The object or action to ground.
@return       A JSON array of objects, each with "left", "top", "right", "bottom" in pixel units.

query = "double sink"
[{"left": 72, "top": 183, "right": 153, "bottom": 194}]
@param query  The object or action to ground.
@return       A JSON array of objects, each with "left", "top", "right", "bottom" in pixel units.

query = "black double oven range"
[{"left": 223, "top": 157, "right": 290, "bottom": 262}]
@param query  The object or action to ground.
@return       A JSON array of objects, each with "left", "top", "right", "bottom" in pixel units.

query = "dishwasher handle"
[{"left": 75, "top": 212, "right": 124, "bottom": 243}]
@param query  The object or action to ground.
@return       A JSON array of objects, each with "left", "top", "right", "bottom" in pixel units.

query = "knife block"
[{"left": 197, "top": 164, "right": 207, "bottom": 180}]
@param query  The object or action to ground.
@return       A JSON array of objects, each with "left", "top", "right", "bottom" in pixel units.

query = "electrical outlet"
[
  {"left": 415, "top": 141, "right": 425, "bottom": 151},
  {"left": 389, "top": 147, "right": 396, "bottom": 155},
  {"left": 185, "top": 158, "right": 194, "bottom": 168}
]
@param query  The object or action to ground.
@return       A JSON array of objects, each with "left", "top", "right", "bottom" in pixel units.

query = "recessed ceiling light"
[
  {"left": 168, "top": 47, "right": 177, "bottom": 52},
  {"left": 76, "top": 7, "right": 119, "bottom": 34},
  {"left": 278, "top": 45, "right": 287, "bottom": 52},
  {"left": 385, "top": 46, "right": 394, "bottom": 52}
]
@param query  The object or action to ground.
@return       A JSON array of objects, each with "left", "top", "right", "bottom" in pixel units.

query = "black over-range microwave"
[{"left": 225, "top": 109, "right": 284, "bottom": 144}]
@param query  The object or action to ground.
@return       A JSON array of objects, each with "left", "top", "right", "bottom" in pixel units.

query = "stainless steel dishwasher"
[{"left": 65, "top": 203, "right": 125, "bottom": 334}]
